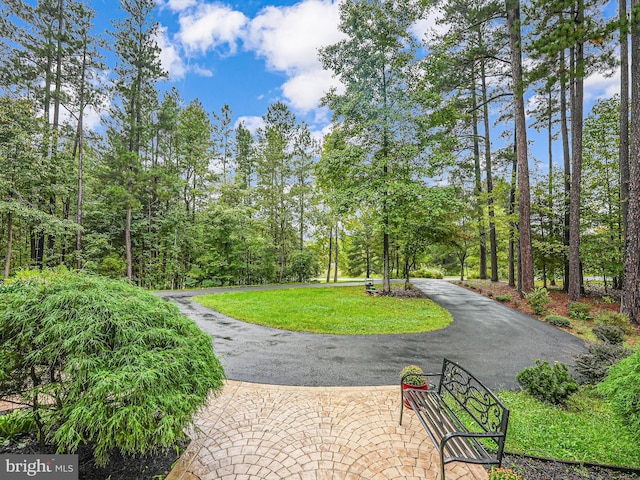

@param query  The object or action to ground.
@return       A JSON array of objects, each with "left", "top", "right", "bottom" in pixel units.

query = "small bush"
[
  {"left": 0, "top": 409, "right": 35, "bottom": 440},
  {"left": 400, "top": 365, "right": 426, "bottom": 386},
  {"left": 525, "top": 287, "right": 551, "bottom": 315},
  {"left": 569, "top": 302, "right": 591, "bottom": 320},
  {"left": 598, "top": 351, "right": 640, "bottom": 440},
  {"left": 595, "top": 311, "right": 631, "bottom": 334},
  {"left": 0, "top": 269, "right": 225, "bottom": 465},
  {"left": 489, "top": 468, "right": 524, "bottom": 480},
  {"left": 516, "top": 360, "right": 579, "bottom": 406},
  {"left": 574, "top": 342, "right": 633, "bottom": 384},
  {"left": 593, "top": 324, "right": 626, "bottom": 345},
  {"left": 411, "top": 267, "right": 444, "bottom": 279},
  {"left": 544, "top": 315, "right": 571, "bottom": 327},
  {"left": 496, "top": 294, "right": 512, "bottom": 302}
]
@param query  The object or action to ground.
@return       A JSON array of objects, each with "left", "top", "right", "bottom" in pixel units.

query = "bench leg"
[
  {"left": 440, "top": 451, "right": 446, "bottom": 480},
  {"left": 399, "top": 385, "right": 404, "bottom": 425}
]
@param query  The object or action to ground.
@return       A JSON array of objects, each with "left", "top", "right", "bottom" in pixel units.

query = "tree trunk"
[
  {"left": 622, "top": 0, "right": 640, "bottom": 325},
  {"left": 4, "top": 211, "right": 13, "bottom": 279},
  {"left": 479, "top": 52, "right": 498, "bottom": 282},
  {"left": 383, "top": 229, "right": 390, "bottom": 292},
  {"left": 326, "top": 225, "right": 333, "bottom": 283},
  {"left": 568, "top": 1, "right": 585, "bottom": 303},
  {"left": 126, "top": 205, "right": 133, "bottom": 281},
  {"left": 508, "top": 135, "right": 518, "bottom": 287},
  {"left": 547, "top": 86, "right": 556, "bottom": 286},
  {"left": 507, "top": 0, "right": 534, "bottom": 293},
  {"left": 621, "top": 0, "right": 630, "bottom": 238},
  {"left": 333, "top": 223, "right": 339, "bottom": 283},
  {"left": 560, "top": 50, "right": 572, "bottom": 292},
  {"left": 471, "top": 65, "right": 487, "bottom": 280}
]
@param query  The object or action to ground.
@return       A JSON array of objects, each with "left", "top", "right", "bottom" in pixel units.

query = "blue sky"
[
  {"left": 117, "top": 0, "right": 347, "bottom": 137},
  {"left": 89, "top": 0, "right": 620, "bottom": 170}
]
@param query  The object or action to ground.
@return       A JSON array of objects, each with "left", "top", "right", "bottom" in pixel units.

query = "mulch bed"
[
  {"left": 502, "top": 453, "right": 640, "bottom": 480},
  {"left": 0, "top": 434, "right": 187, "bottom": 480}
]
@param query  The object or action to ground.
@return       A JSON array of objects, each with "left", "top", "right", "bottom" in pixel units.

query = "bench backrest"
[{"left": 438, "top": 358, "right": 509, "bottom": 444}]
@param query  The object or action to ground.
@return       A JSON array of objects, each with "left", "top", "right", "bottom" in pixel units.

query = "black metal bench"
[{"left": 400, "top": 358, "right": 510, "bottom": 480}]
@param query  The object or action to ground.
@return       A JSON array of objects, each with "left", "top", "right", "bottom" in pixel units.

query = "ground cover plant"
[
  {"left": 194, "top": 285, "right": 453, "bottom": 334},
  {"left": 456, "top": 279, "right": 640, "bottom": 348},
  {"left": 0, "top": 269, "right": 225, "bottom": 467},
  {"left": 498, "top": 387, "right": 640, "bottom": 469}
]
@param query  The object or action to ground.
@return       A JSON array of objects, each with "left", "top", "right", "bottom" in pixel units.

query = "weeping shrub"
[
  {"left": 0, "top": 269, "right": 225, "bottom": 465},
  {"left": 574, "top": 325, "right": 632, "bottom": 384},
  {"left": 598, "top": 351, "right": 640, "bottom": 440}
]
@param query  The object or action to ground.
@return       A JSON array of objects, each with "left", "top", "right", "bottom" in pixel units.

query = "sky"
[
  {"left": 90, "top": 0, "right": 621, "bottom": 168},
  {"left": 93, "top": 0, "right": 349, "bottom": 139}
]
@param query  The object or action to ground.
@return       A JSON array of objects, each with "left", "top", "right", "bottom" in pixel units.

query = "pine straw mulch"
[{"left": 454, "top": 278, "right": 640, "bottom": 345}]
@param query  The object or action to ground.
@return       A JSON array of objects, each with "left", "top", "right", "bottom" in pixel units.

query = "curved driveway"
[{"left": 158, "top": 279, "right": 586, "bottom": 390}]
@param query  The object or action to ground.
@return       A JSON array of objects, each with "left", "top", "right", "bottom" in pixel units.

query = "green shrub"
[
  {"left": 0, "top": 269, "right": 225, "bottom": 465},
  {"left": 0, "top": 409, "right": 35, "bottom": 440},
  {"left": 286, "top": 249, "right": 319, "bottom": 282},
  {"left": 400, "top": 365, "right": 426, "bottom": 386},
  {"left": 574, "top": 342, "right": 633, "bottom": 384},
  {"left": 544, "top": 315, "right": 571, "bottom": 327},
  {"left": 489, "top": 468, "right": 524, "bottom": 480},
  {"left": 593, "top": 324, "right": 626, "bottom": 345},
  {"left": 516, "top": 360, "right": 579, "bottom": 406},
  {"left": 595, "top": 311, "right": 631, "bottom": 334},
  {"left": 496, "top": 294, "right": 512, "bottom": 302},
  {"left": 525, "top": 287, "right": 551, "bottom": 315},
  {"left": 569, "top": 302, "right": 591, "bottom": 320},
  {"left": 411, "top": 267, "right": 444, "bottom": 279},
  {"left": 598, "top": 351, "right": 640, "bottom": 440}
]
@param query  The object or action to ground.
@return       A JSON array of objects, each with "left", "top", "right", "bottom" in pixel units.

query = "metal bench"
[{"left": 399, "top": 358, "right": 510, "bottom": 480}]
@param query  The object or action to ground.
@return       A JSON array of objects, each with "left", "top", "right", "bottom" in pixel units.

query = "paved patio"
[{"left": 166, "top": 380, "right": 488, "bottom": 480}]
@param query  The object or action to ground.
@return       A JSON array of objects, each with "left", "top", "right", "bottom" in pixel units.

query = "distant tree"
[
  {"left": 212, "top": 104, "right": 234, "bottom": 185},
  {"left": 319, "top": 0, "right": 427, "bottom": 293},
  {"left": 107, "top": 0, "right": 166, "bottom": 281},
  {"left": 255, "top": 102, "right": 298, "bottom": 282},
  {"left": 0, "top": 98, "right": 40, "bottom": 277},
  {"left": 582, "top": 97, "right": 623, "bottom": 288}
]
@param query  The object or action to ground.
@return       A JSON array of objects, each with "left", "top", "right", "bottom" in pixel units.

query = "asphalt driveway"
[{"left": 158, "top": 279, "right": 586, "bottom": 390}]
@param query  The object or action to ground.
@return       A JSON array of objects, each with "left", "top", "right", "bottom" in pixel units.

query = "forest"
[{"left": 0, "top": 0, "right": 639, "bottom": 324}]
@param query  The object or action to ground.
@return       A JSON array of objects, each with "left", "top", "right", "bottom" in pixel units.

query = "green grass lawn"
[
  {"left": 194, "top": 286, "right": 453, "bottom": 334},
  {"left": 499, "top": 387, "right": 640, "bottom": 468}
]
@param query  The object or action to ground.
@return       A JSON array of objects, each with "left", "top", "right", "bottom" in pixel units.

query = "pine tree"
[{"left": 107, "top": 0, "right": 166, "bottom": 282}]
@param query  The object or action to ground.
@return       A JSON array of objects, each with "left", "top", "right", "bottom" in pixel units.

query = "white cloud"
[
  {"left": 245, "top": 0, "right": 345, "bottom": 115},
  {"left": 246, "top": 1, "right": 343, "bottom": 73},
  {"left": 584, "top": 68, "right": 619, "bottom": 102},
  {"left": 191, "top": 64, "right": 214, "bottom": 77},
  {"left": 412, "top": 8, "right": 446, "bottom": 41},
  {"left": 156, "top": 26, "right": 187, "bottom": 79},
  {"left": 281, "top": 68, "right": 340, "bottom": 114},
  {"left": 177, "top": 3, "right": 248, "bottom": 54},
  {"left": 162, "top": 0, "right": 345, "bottom": 119},
  {"left": 162, "top": 0, "right": 198, "bottom": 11},
  {"left": 236, "top": 115, "right": 265, "bottom": 134}
]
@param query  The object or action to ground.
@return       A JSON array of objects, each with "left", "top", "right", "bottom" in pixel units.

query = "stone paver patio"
[{"left": 166, "top": 380, "right": 488, "bottom": 480}]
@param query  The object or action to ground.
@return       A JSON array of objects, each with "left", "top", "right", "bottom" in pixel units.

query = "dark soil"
[
  {"left": 502, "top": 453, "right": 640, "bottom": 480},
  {"left": 0, "top": 433, "right": 187, "bottom": 480}
]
